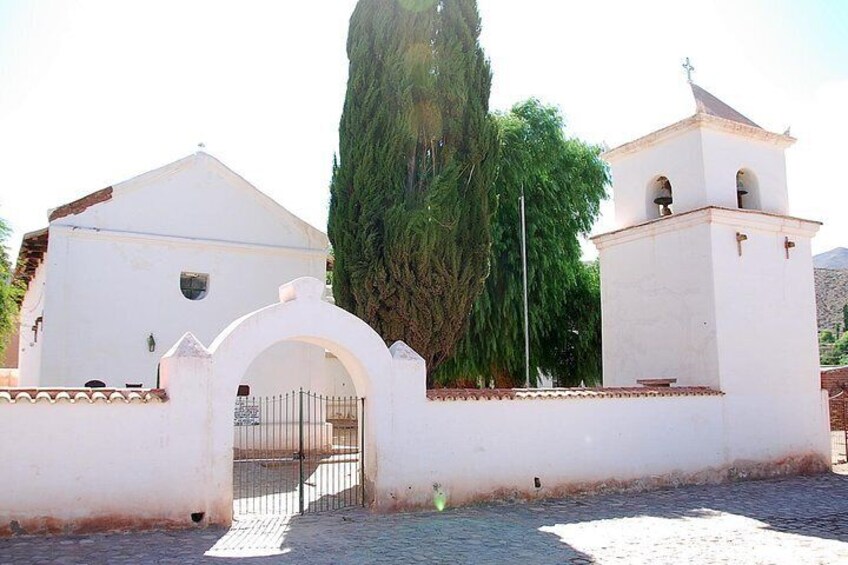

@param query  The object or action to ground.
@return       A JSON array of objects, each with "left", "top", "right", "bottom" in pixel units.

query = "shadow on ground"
[{"left": 3, "top": 472, "right": 848, "bottom": 564}]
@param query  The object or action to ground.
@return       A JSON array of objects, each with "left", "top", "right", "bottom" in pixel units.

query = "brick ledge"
[
  {"left": 427, "top": 387, "right": 723, "bottom": 401},
  {"left": 0, "top": 388, "right": 168, "bottom": 404}
]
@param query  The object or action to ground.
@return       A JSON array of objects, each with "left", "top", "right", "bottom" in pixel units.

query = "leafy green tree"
[
  {"left": 0, "top": 217, "right": 22, "bottom": 360},
  {"left": 437, "top": 99, "right": 608, "bottom": 387},
  {"left": 822, "top": 331, "right": 848, "bottom": 366},
  {"left": 328, "top": 0, "right": 498, "bottom": 384},
  {"left": 539, "top": 260, "right": 603, "bottom": 387},
  {"left": 821, "top": 330, "right": 836, "bottom": 344}
]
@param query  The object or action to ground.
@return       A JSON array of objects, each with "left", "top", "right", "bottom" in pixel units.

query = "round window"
[{"left": 180, "top": 272, "right": 209, "bottom": 300}]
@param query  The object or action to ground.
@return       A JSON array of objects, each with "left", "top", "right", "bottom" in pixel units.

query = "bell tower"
[{"left": 593, "top": 81, "right": 821, "bottom": 402}]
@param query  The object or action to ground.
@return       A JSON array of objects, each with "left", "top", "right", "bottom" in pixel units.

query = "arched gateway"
[{"left": 159, "top": 277, "right": 426, "bottom": 525}]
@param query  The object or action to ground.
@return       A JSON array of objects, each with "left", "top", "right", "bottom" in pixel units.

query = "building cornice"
[
  {"left": 602, "top": 113, "right": 796, "bottom": 163},
  {"left": 51, "top": 224, "right": 327, "bottom": 259},
  {"left": 592, "top": 206, "right": 821, "bottom": 250}
]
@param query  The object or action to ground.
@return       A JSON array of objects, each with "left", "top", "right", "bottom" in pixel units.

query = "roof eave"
[{"left": 602, "top": 113, "right": 795, "bottom": 163}]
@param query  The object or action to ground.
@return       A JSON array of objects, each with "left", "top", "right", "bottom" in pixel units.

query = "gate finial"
[
  {"left": 279, "top": 277, "right": 326, "bottom": 303},
  {"left": 163, "top": 332, "right": 210, "bottom": 359}
]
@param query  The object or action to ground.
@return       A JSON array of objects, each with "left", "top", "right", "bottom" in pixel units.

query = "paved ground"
[{"left": 3, "top": 472, "right": 848, "bottom": 564}]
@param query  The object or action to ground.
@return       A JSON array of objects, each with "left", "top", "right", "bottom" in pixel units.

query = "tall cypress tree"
[{"left": 329, "top": 0, "right": 497, "bottom": 384}]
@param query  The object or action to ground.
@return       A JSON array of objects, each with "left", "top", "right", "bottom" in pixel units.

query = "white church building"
[{"left": 15, "top": 152, "right": 351, "bottom": 395}]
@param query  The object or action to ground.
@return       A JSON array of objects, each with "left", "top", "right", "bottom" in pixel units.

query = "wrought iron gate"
[{"left": 233, "top": 390, "right": 364, "bottom": 516}]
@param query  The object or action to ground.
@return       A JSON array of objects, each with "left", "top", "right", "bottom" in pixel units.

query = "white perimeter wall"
[
  {"left": 380, "top": 394, "right": 723, "bottom": 507},
  {"left": 0, "top": 278, "right": 831, "bottom": 532},
  {"left": 0, "top": 362, "right": 223, "bottom": 531},
  {"left": 0, "top": 380, "right": 829, "bottom": 529}
]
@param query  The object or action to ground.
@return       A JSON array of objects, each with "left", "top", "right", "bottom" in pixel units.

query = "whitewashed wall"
[
  {"left": 387, "top": 394, "right": 724, "bottom": 507},
  {"left": 0, "top": 278, "right": 830, "bottom": 534},
  {"left": 0, "top": 373, "right": 223, "bottom": 533},
  {"left": 17, "top": 261, "right": 46, "bottom": 387},
  {"left": 608, "top": 126, "right": 708, "bottom": 227},
  {"left": 597, "top": 216, "right": 720, "bottom": 389},
  {"left": 36, "top": 228, "right": 324, "bottom": 388},
  {"left": 605, "top": 118, "right": 791, "bottom": 228},
  {"left": 239, "top": 345, "right": 355, "bottom": 399},
  {"left": 23, "top": 153, "right": 329, "bottom": 389}
]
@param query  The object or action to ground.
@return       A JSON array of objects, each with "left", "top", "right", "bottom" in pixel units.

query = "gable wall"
[
  {"left": 25, "top": 154, "right": 330, "bottom": 388},
  {"left": 50, "top": 154, "right": 327, "bottom": 251}
]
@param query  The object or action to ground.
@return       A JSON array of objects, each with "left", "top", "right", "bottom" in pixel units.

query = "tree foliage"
[
  {"left": 436, "top": 99, "right": 608, "bottom": 387},
  {"left": 329, "top": 0, "right": 498, "bottom": 384},
  {"left": 821, "top": 328, "right": 848, "bottom": 366},
  {"left": 821, "top": 329, "right": 835, "bottom": 344},
  {"left": 0, "top": 217, "right": 22, "bottom": 360}
]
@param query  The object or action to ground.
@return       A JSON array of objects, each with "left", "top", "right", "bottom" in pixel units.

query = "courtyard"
[{"left": 3, "top": 470, "right": 847, "bottom": 564}]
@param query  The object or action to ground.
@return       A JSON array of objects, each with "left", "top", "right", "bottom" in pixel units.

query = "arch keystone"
[
  {"left": 279, "top": 276, "right": 325, "bottom": 303},
  {"left": 163, "top": 332, "right": 210, "bottom": 359}
]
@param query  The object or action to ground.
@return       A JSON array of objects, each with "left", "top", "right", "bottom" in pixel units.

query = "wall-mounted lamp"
[
  {"left": 147, "top": 333, "right": 156, "bottom": 352},
  {"left": 735, "top": 232, "right": 748, "bottom": 257},
  {"left": 784, "top": 237, "right": 796, "bottom": 259},
  {"left": 31, "top": 316, "right": 43, "bottom": 343}
]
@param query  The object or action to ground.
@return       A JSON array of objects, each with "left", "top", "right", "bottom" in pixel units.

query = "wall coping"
[
  {"left": 592, "top": 206, "right": 821, "bottom": 250},
  {"left": 0, "top": 388, "right": 168, "bottom": 404},
  {"left": 427, "top": 387, "right": 723, "bottom": 401}
]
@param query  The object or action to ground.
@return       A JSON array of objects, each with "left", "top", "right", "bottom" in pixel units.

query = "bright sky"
[{"left": 1, "top": 0, "right": 846, "bottom": 260}]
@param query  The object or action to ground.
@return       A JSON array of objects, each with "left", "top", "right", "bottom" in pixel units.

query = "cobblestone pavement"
[{"left": 3, "top": 472, "right": 848, "bottom": 564}]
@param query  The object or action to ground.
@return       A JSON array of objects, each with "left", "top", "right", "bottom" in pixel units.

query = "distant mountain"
[
  {"left": 814, "top": 248, "right": 848, "bottom": 270},
  {"left": 815, "top": 269, "right": 848, "bottom": 331}
]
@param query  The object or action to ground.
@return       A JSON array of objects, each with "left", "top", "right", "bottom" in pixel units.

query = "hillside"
[
  {"left": 815, "top": 268, "right": 848, "bottom": 331},
  {"left": 814, "top": 247, "right": 848, "bottom": 270}
]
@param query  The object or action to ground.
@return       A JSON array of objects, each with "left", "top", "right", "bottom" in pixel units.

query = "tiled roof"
[
  {"left": 427, "top": 387, "right": 723, "bottom": 401},
  {"left": 14, "top": 186, "right": 115, "bottom": 290},
  {"left": 14, "top": 228, "right": 49, "bottom": 290},
  {"left": 690, "top": 83, "right": 761, "bottom": 128},
  {"left": 0, "top": 388, "right": 168, "bottom": 404},
  {"left": 48, "top": 186, "right": 113, "bottom": 222}
]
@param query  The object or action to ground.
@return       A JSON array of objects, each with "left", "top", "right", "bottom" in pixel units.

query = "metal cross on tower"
[{"left": 682, "top": 57, "right": 695, "bottom": 83}]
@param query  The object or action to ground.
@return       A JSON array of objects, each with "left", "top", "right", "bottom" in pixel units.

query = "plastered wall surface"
[
  {"left": 20, "top": 153, "right": 329, "bottom": 389},
  {"left": 0, "top": 278, "right": 830, "bottom": 534}
]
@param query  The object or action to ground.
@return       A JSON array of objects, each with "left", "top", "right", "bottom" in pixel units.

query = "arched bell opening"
[
  {"left": 736, "top": 169, "right": 761, "bottom": 210},
  {"left": 647, "top": 175, "right": 674, "bottom": 219}
]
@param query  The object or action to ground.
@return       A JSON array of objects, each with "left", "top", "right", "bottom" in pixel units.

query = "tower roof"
[
  {"left": 603, "top": 81, "right": 793, "bottom": 162},
  {"left": 690, "top": 83, "right": 761, "bottom": 129}
]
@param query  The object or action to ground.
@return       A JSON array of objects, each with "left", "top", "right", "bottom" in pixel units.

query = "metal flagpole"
[{"left": 520, "top": 185, "right": 530, "bottom": 388}]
